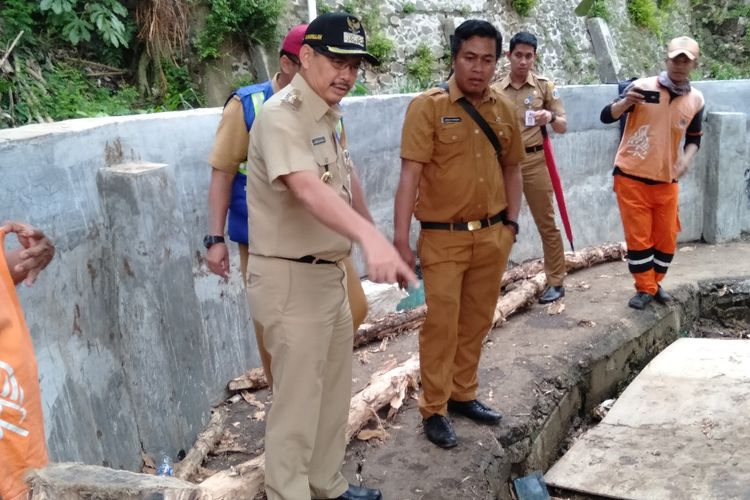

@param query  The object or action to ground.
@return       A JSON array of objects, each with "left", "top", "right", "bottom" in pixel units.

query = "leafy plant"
[
  {"left": 627, "top": 0, "right": 661, "bottom": 34},
  {"left": 40, "top": 0, "right": 132, "bottom": 48},
  {"left": 317, "top": 1, "right": 332, "bottom": 14},
  {"left": 348, "top": 81, "right": 370, "bottom": 96},
  {"left": 367, "top": 33, "right": 394, "bottom": 65},
  {"left": 402, "top": 2, "right": 415, "bottom": 14},
  {"left": 406, "top": 43, "right": 434, "bottom": 88},
  {"left": 161, "top": 60, "right": 205, "bottom": 110},
  {"left": 196, "top": 0, "right": 283, "bottom": 59},
  {"left": 1, "top": 0, "right": 40, "bottom": 46},
  {"left": 588, "top": 0, "right": 611, "bottom": 21},
  {"left": 512, "top": 0, "right": 537, "bottom": 17}
]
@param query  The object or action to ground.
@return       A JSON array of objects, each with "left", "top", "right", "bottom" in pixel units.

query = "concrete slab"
[{"left": 545, "top": 338, "right": 750, "bottom": 500}]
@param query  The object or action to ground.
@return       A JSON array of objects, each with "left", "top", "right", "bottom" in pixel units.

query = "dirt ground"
[{"left": 194, "top": 239, "right": 750, "bottom": 499}]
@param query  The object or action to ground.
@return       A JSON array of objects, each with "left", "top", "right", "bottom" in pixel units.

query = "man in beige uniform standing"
[
  {"left": 204, "top": 24, "right": 369, "bottom": 390},
  {"left": 246, "top": 13, "right": 416, "bottom": 500},
  {"left": 494, "top": 32, "right": 568, "bottom": 304}
]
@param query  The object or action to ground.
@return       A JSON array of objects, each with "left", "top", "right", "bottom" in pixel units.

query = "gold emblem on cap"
[{"left": 347, "top": 17, "right": 361, "bottom": 33}]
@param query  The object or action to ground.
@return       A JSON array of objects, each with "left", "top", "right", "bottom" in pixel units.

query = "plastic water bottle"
[{"left": 156, "top": 452, "right": 174, "bottom": 477}]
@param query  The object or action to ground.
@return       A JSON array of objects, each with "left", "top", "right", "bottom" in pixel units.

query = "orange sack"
[{"left": 0, "top": 231, "right": 48, "bottom": 500}]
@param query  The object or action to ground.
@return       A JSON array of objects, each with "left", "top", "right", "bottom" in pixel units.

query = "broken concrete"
[
  {"left": 545, "top": 338, "right": 750, "bottom": 499},
  {"left": 27, "top": 463, "right": 206, "bottom": 500}
]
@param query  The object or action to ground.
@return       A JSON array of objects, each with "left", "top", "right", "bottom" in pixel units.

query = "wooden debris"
[
  {"left": 200, "top": 356, "right": 421, "bottom": 498},
  {"left": 354, "top": 306, "right": 426, "bottom": 348},
  {"left": 228, "top": 367, "right": 268, "bottom": 392},
  {"left": 173, "top": 406, "right": 228, "bottom": 480},
  {"left": 0, "top": 31, "right": 24, "bottom": 72}
]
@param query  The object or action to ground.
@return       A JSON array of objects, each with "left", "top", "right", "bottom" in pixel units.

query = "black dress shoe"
[
  {"left": 539, "top": 285, "right": 565, "bottom": 304},
  {"left": 654, "top": 286, "right": 672, "bottom": 304},
  {"left": 628, "top": 291, "right": 653, "bottom": 310},
  {"left": 447, "top": 399, "right": 502, "bottom": 424},
  {"left": 336, "top": 484, "right": 382, "bottom": 500},
  {"left": 423, "top": 414, "right": 458, "bottom": 448}
]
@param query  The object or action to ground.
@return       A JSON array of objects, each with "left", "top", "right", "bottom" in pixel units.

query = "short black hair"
[
  {"left": 509, "top": 32, "right": 538, "bottom": 53},
  {"left": 450, "top": 20, "right": 503, "bottom": 60}
]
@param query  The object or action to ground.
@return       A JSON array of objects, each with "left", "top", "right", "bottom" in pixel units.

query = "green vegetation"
[
  {"left": 317, "top": 1, "right": 333, "bottom": 14},
  {"left": 402, "top": 2, "right": 416, "bottom": 14},
  {"left": 196, "top": 0, "right": 284, "bottom": 59},
  {"left": 588, "top": 0, "right": 611, "bottom": 21},
  {"left": 512, "top": 0, "right": 537, "bottom": 17},
  {"left": 367, "top": 33, "right": 395, "bottom": 65},
  {"left": 627, "top": 0, "right": 661, "bottom": 34},
  {"left": 406, "top": 43, "right": 434, "bottom": 88}
]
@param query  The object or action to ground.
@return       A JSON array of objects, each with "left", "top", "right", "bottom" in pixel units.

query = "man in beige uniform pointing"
[{"left": 246, "top": 13, "right": 417, "bottom": 500}]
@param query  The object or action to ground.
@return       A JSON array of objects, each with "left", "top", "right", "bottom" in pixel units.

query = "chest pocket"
[
  {"left": 311, "top": 136, "right": 338, "bottom": 182},
  {"left": 490, "top": 122, "right": 513, "bottom": 155},
  {"left": 437, "top": 123, "right": 468, "bottom": 144}
]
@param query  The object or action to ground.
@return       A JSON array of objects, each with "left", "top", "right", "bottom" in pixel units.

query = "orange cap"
[{"left": 667, "top": 36, "right": 699, "bottom": 60}]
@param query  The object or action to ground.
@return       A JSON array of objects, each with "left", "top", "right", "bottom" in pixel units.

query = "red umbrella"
[{"left": 541, "top": 126, "right": 574, "bottom": 252}]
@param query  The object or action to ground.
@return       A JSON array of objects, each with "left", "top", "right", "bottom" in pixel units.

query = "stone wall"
[{"left": 0, "top": 80, "right": 748, "bottom": 472}]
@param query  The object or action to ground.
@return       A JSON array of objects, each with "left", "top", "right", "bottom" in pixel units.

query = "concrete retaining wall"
[{"left": 0, "top": 80, "right": 748, "bottom": 472}]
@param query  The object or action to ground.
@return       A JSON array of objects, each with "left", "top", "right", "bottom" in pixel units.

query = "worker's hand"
[
  {"left": 621, "top": 87, "right": 646, "bottom": 107},
  {"left": 206, "top": 243, "right": 229, "bottom": 279},
  {"left": 393, "top": 239, "right": 416, "bottom": 290},
  {"left": 1, "top": 221, "right": 55, "bottom": 286},
  {"left": 363, "top": 233, "right": 418, "bottom": 288},
  {"left": 533, "top": 109, "right": 553, "bottom": 126},
  {"left": 672, "top": 157, "right": 689, "bottom": 179}
]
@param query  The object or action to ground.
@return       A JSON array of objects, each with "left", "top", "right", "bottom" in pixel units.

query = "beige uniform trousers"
[
  {"left": 522, "top": 151, "right": 566, "bottom": 286},
  {"left": 417, "top": 224, "right": 514, "bottom": 418},
  {"left": 246, "top": 255, "right": 352, "bottom": 500},
  {"left": 240, "top": 243, "right": 366, "bottom": 387}
]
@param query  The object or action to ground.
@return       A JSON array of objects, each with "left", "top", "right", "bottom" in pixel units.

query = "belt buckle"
[{"left": 467, "top": 220, "right": 481, "bottom": 231}]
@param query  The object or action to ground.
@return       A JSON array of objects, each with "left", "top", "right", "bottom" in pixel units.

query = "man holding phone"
[{"left": 600, "top": 36, "right": 705, "bottom": 310}]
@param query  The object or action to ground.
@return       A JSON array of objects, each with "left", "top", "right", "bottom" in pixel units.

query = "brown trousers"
[
  {"left": 614, "top": 175, "right": 680, "bottom": 295},
  {"left": 240, "top": 244, "right": 367, "bottom": 387},
  {"left": 417, "top": 224, "right": 515, "bottom": 418},
  {"left": 522, "top": 152, "right": 566, "bottom": 286}
]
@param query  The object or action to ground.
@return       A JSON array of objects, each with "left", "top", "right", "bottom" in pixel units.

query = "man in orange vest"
[
  {"left": 600, "top": 36, "right": 705, "bottom": 309},
  {"left": 0, "top": 221, "right": 55, "bottom": 500}
]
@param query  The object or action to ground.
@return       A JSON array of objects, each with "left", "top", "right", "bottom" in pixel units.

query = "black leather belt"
[
  {"left": 525, "top": 144, "right": 544, "bottom": 154},
  {"left": 279, "top": 255, "right": 338, "bottom": 265},
  {"left": 420, "top": 211, "right": 506, "bottom": 231}
]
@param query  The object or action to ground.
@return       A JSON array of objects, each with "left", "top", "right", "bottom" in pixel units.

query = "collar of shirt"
[
  {"left": 290, "top": 73, "right": 342, "bottom": 125},
  {"left": 498, "top": 71, "right": 536, "bottom": 90},
  {"left": 447, "top": 76, "right": 495, "bottom": 105},
  {"left": 271, "top": 72, "right": 282, "bottom": 93}
]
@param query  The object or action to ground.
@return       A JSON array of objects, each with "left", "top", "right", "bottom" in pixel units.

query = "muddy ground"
[{"left": 192, "top": 239, "right": 750, "bottom": 499}]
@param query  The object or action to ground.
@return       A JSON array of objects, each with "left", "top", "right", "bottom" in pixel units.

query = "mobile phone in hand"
[{"left": 636, "top": 89, "right": 661, "bottom": 104}]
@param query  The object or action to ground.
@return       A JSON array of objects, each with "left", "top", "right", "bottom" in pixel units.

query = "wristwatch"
[
  {"left": 203, "top": 235, "right": 225, "bottom": 249},
  {"left": 549, "top": 111, "right": 557, "bottom": 123}
]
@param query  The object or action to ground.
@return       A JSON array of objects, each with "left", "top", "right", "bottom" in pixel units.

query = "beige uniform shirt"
[
  {"left": 400, "top": 77, "right": 525, "bottom": 223},
  {"left": 493, "top": 72, "right": 566, "bottom": 148},
  {"left": 246, "top": 73, "right": 352, "bottom": 261},
  {"left": 208, "top": 74, "right": 283, "bottom": 173}
]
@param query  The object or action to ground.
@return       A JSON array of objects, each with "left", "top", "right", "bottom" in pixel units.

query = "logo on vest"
[
  {"left": 624, "top": 125, "right": 651, "bottom": 160},
  {"left": 0, "top": 360, "right": 30, "bottom": 439}
]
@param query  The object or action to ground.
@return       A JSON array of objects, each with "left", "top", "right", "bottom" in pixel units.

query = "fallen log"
[
  {"left": 200, "top": 355, "right": 421, "bottom": 498},
  {"left": 355, "top": 242, "right": 626, "bottom": 345},
  {"left": 174, "top": 406, "right": 227, "bottom": 481}
]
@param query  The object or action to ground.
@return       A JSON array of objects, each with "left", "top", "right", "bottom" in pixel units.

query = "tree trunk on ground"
[
  {"left": 174, "top": 407, "right": 227, "bottom": 481},
  {"left": 199, "top": 355, "right": 421, "bottom": 498}
]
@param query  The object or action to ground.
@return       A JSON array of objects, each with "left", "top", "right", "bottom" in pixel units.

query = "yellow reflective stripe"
[
  {"left": 335, "top": 119, "right": 343, "bottom": 136},
  {"left": 238, "top": 162, "right": 248, "bottom": 175},
  {"left": 250, "top": 92, "right": 265, "bottom": 116}
]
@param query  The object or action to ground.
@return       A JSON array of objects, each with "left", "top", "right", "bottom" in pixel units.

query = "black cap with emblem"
[{"left": 303, "top": 12, "right": 380, "bottom": 66}]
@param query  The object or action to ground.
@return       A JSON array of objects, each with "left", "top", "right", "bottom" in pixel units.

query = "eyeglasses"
[{"left": 313, "top": 48, "right": 362, "bottom": 72}]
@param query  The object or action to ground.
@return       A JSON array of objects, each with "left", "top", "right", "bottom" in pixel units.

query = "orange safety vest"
[
  {"left": 0, "top": 231, "right": 48, "bottom": 500},
  {"left": 615, "top": 76, "right": 704, "bottom": 183}
]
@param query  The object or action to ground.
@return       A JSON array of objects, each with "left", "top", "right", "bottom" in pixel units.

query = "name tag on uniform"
[
  {"left": 441, "top": 116, "right": 462, "bottom": 123},
  {"left": 312, "top": 136, "right": 327, "bottom": 146}
]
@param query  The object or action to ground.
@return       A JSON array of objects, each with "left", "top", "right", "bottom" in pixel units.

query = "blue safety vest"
[{"left": 226, "top": 80, "right": 274, "bottom": 244}]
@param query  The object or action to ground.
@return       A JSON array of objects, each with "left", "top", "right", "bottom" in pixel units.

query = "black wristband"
[
  {"left": 503, "top": 219, "right": 519, "bottom": 235},
  {"left": 549, "top": 111, "right": 557, "bottom": 123}
]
